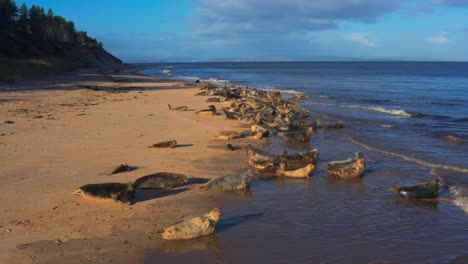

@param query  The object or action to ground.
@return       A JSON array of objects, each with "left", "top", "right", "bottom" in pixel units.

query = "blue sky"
[{"left": 19, "top": 0, "right": 468, "bottom": 62}]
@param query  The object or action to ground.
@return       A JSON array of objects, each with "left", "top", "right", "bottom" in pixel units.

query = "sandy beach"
[{"left": 0, "top": 66, "right": 257, "bottom": 263}]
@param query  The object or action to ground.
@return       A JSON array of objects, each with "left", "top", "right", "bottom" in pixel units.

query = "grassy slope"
[{"left": 0, "top": 57, "right": 85, "bottom": 82}]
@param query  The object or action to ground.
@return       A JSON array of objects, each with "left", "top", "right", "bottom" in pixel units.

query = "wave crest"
[{"left": 450, "top": 186, "right": 468, "bottom": 214}]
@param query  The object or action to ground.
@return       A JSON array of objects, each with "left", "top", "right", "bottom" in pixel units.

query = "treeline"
[{"left": 0, "top": 0, "right": 103, "bottom": 58}]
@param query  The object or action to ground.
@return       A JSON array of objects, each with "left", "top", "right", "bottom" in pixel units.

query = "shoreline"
[{"left": 0, "top": 65, "right": 262, "bottom": 263}]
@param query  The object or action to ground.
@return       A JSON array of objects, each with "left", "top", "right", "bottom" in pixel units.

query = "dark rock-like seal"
[
  {"left": 73, "top": 182, "right": 135, "bottom": 203},
  {"left": 195, "top": 105, "right": 217, "bottom": 115},
  {"left": 133, "top": 172, "right": 188, "bottom": 189},
  {"left": 110, "top": 164, "right": 135, "bottom": 175},
  {"left": 160, "top": 208, "right": 221, "bottom": 240},
  {"left": 148, "top": 140, "right": 177, "bottom": 148},
  {"left": 391, "top": 177, "right": 443, "bottom": 199},
  {"left": 324, "top": 152, "right": 365, "bottom": 179},
  {"left": 200, "top": 171, "right": 253, "bottom": 190},
  {"left": 324, "top": 121, "right": 343, "bottom": 129}
]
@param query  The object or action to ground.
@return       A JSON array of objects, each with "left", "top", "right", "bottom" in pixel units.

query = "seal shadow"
[
  {"left": 216, "top": 212, "right": 264, "bottom": 233},
  {"left": 184, "top": 177, "right": 210, "bottom": 185},
  {"left": 394, "top": 195, "right": 439, "bottom": 210},
  {"left": 155, "top": 233, "right": 222, "bottom": 255},
  {"left": 133, "top": 188, "right": 188, "bottom": 204},
  {"left": 175, "top": 144, "right": 193, "bottom": 148}
]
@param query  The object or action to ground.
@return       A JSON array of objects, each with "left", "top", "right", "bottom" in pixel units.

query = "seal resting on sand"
[
  {"left": 133, "top": 172, "right": 188, "bottom": 189},
  {"left": 168, "top": 104, "right": 188, "bottom": 111},
  {"left": 389, "top": 177, "right": 443, "bottom": 199},
  {"left": 195, "top": 105, "right": 217, "bottom": 115},
  {"left": 110, "top": 164, "right": 135, "bottom": 175},
  {"left": 200, "top": 171, "right": 253, "bottom": 190},
  {"left": 276, "top": 163, "right": 315, "bottom": 178},
  {"left": 324, "top": 152, "right": 365, "bottom": 179},
  {"left": 73, "top": 182, "right": 135, "bottom": 204},
  {"left": 160, "top": 208, "right": 221, "bottom": 240},
  {"left": 148, "top": 140, "right": 177, "bottom": 148}
]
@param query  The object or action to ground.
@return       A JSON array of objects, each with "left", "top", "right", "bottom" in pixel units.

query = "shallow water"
[{"left": 142, "top": 62, "right": 468, "bottom": 263}]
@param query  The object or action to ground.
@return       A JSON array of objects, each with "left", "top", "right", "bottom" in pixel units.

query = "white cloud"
[
  {"left": 344, "top": 32, "right": 376, "bottom": 47},
  {"left": 428, "top": 32, "right": 449, "bottom": 44}
]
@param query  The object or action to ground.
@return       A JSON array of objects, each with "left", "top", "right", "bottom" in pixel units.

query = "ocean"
[{"left": 142, "top": 62, "right": 468, "bottom": 263}]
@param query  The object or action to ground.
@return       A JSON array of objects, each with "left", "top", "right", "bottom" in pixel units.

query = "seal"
[
  {"left": 278, "top": 149, "right": 319, "bottom": 170},
  {"left": 389, "top": 177, "right": 443, "bottom": 199},
  {"left": 245, "top": 144, "right": 275, "bottom": 162},
  {"left": 200, "top": 171, "right": 253, "bottom": 190},
  {"left": 324, "top": 152, "right": 365, "bottom": 179},
  {"left": 195, "top": 105, "right": 217, "bottom": 115},
  {"left": 133, "top": 172, "right": 188, "bottom": 189},
  {"left": 110, "top": 164, "right": 135, "bottom": 175},
  {"left": 148, "top": 140, "right": 177, "bottom": 148},
  {"left": 168, "top": 104, "right": 188, "bottom": 111},
  {"left": 160, "top": 208, "right": 221, "bottom": 240},
  {"left": 73, "top": 182, "right": 135, "bottom": 204},
  {"left": 324, "top": 121, "right": 343, "bottom": 129},
  {"left": 249, "top": 159, "right": 275, "bottom": 170},
  {"left": 276, "top": 162, "right": 315, "bottom": 178},
  {"left": 279, "top": 127, "right": 314, "bottom": 143}
]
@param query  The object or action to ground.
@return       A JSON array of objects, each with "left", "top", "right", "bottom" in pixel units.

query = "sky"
[{"left": 18, "top": 0, "right": 468, "bottom": 62}]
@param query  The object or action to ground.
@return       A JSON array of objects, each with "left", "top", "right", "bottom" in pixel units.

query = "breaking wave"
[
  {"left": 450, "top": 186, "right": 468, "bottom": 214},
  {"left": 351, "top": 138, "right": 468, "bottom": 174},
  {"left": 312, "top": 102, "right": 422, "bottom": 118},
  {"left": 260, "top": 87, "right": 304, "bottom": 95}
]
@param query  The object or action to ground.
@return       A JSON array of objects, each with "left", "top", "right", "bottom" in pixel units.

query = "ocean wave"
[
  {"left": 311, "top": 102, "right": 421, "bottom": 118},
  {"left": 379, "top": 124, "right": 394, "bottom": 128},
  {"left": 358, "top": 99, "right": 392, "bottom": 104},
  {"left": 161, "top": 69, "right": 172, "bottom": 75},
  {"left": 454, "top": 117, "right": 468, "bottom": 123},
  {"left": 450, "top": 186, "right": 468, "bottom": 214},
  {"left": 206, "top": 78, "right": 230, "bottom": 85},
  {"left": 259, "top": 87, "right": 304, "bottom": 95},
  {"left": 351, "top": 138, "right": 468, "bottom": 174}
]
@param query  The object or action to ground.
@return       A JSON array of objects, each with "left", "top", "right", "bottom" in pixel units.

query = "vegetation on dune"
[{"left": 0, "top": 0, "right": 121, "bottom": 81}]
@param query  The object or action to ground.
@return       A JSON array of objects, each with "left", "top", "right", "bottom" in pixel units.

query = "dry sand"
[{"left": 0, "top": 66, "right": 259, "bottom": 263}]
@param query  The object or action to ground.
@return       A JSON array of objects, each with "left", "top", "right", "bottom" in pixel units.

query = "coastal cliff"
[{"left": 0, "top": 0, "right": 122, "bottom": 81}]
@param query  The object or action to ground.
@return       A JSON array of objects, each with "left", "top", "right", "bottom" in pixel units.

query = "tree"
[
  {"left": 17, "top": 3, "right": 30, "bottom": 34},
  {"left": 0, "top": 0, "right": 17, "bottom": 32}
]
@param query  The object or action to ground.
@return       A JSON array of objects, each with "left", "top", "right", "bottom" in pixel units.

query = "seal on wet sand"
[
  {"left": 200, "top": 171, "right": 253, "bottom": 190},
  {"left": 276, "top": 163, "right": 315, "bottom": 178},
  {"left": 324, "top": 152, "right": 365, "bottom": 179},
  {"left": 73, "top": 182, "right": 135, "bottom": 204},
  {"left": 160, "top": 208, "right": 221, "bottom": 240},
  {"left": 133, "top": 172, "right": 188, "bottom": 189},
  {"left": 148, "top": 140, "right": 177, "bottom": 148},
  {"left": 390, "top": 177, "right": 443, "bottom": 199}
]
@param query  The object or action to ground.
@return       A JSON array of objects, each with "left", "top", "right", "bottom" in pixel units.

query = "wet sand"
[{"left": 0, "top": 66, "right": 258, "bottom": 263}]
